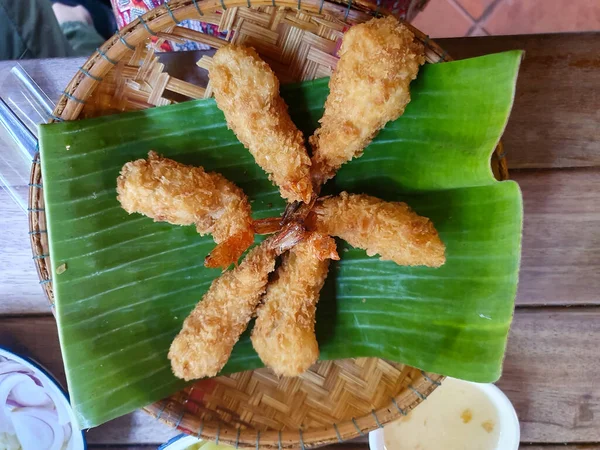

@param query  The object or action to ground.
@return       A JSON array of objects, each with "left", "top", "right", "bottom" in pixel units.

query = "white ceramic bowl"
[
  {"left": 0, "top": 347, "right": 86, "bottom": 450},
  {"left": 368, "top": 379, "right": 519, "bottom": 450}
]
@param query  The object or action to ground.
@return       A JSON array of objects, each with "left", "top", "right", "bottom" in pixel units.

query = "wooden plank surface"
[
  {"left": 522, "top": 447, "right": 600, "bottom": 450},
  {"left": 0, "top": 188, "right": 49, "bottom": 314},
  {"left": 2, "top": 309, "right": 599, "bottom": 444},
  {"left": 513, "top": 168, "right": 600, "bottom": 305},
  {"left": 88, "top": 447, "right": 161, "bottom": 450},
  {"left": 498, "top": 308, "right": 600, "bottom": 443},
  {"left": 3, "top": 167, "right": 598, "bottom": 313},
  {"left": 439, "top": 33, "right": 600, "bottom": 170},
  {"left": 84, "top": 412, "right": 177, "bottom": 445}
]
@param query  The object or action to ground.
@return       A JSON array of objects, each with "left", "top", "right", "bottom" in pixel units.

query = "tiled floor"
[{"left": 411, "top": 0, "right": 600, "bottom": 37}]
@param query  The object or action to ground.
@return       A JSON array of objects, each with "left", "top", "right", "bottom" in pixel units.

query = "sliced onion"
[
  {"left": 0, "top": 356, "right": 74, "bottom": 449},
  {"left": 0, "top": 374, "right": 31, "bottom": 434},
  {"left": 38, "top": 378, "right": 70, "bottom": 426},
  {"left": 10, "top": 407, "right": 65, "bottom": 450},
  {"left": 11, "top": 376, "right": 52, "bottom": 407},
  {"left": 0, "top": 362, "right": 29, "bottom": 376}
]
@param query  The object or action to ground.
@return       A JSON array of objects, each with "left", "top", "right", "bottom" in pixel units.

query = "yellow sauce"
[{"left": 383, "top": 378, "right": 500, "bottom": 450}]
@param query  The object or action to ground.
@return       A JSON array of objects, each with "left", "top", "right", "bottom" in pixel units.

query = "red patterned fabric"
[
  {"left": 111, "top": 0, "right": 168, "bottom": 29},
  {"left": 110, "top": 0, "right": 426, "bottom": 52}
]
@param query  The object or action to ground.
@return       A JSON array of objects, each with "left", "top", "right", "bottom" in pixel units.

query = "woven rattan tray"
[{"left": 29, "top": 0, "right": 507, "bottom": 447}]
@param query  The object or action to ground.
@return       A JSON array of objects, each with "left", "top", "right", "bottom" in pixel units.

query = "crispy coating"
[
  {"left": 309, "top": 192, "right": 445, "bottom": 267},
  {"left": 169, "top": 223, "right": 305, "bottom": 381},
  {"left": 116, "top": 151, "right": 254, "bottom": 269},
  {"left": 210, "top": 45, "right": 313, "bottom": 204},
  {"left": 310, "top": 17, "right": 425, "bottom": 186},
  {"left": 252, "top": 233, "right": 338, "bottom": 377}
]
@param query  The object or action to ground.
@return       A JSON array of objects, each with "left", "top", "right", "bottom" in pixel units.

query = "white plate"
[{"left": 0, "top": 347, "right": 86, "bottom": 449}]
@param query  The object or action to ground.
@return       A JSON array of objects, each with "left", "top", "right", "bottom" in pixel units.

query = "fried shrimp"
[
  {"left": 310, "top": 17, "right": 425, "bottom": 186},
  {"left": 251, "top": 232, "right": 338, "bottom": 377},
  {"left": 116, "top": 151, "right": 254, "bottom": 269},
  {"left": 308, "top": 192, "right": 445, "bottom": 267},
  {"left": 210, "top": 45, "right": 313, "bottom": 204},
  {"left": 168, "top": 223, "right": 305, "bottom": 381}
]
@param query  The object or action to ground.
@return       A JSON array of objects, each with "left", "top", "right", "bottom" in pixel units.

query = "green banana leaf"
[{"left": 40, "top": 50, "right": 523, "bottom": 428}]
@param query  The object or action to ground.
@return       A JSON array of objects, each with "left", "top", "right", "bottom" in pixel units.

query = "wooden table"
[{"left": 1, "top": 32, "right": 599, "bottom": 449}]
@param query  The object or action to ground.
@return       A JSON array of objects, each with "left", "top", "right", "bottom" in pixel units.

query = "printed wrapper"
[{"left": 110, "top": 0, "right": 428, "bottom": 52}]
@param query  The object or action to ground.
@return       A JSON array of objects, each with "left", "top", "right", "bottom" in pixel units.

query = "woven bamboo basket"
[{"left": 28, "top": 0, "right": 508, "bottom": 447}]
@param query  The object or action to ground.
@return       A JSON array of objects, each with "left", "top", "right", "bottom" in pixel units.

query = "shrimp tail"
[
  {"left": 253, "top": 217, "right": 282, "bottom": 235},
  {"left": 204, "top": 229, "right": 255, "bottom": 269},
  {"left": 270, "top": 221, "right": 306, "bottom": 255}
]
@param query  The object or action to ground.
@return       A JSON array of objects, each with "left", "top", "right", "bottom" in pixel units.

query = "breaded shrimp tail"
[
  {"left": 210, "top": 45, "right": 313, "bottom": 204},
  {"left": 116, "top": 151, "right": 254, "bottom": 269},
  {"left": 310, "top": 17, "right": 425, "bottom": 186},
  {"left": 252, "top": 232, "right": 338, "bottom": 377},
  {"left": 169, "top": 223, "right": 306, "bottom": 381},
  {"left": 309, "top": 192, "right": 445, "bottom": 267}
]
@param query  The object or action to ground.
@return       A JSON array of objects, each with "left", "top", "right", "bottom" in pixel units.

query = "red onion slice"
[
  {"left": 10, "top": 407, "right": 65, "bottom": 450},
  {"left": 0, "top": 357, "right": 74, "bottom": 449}
]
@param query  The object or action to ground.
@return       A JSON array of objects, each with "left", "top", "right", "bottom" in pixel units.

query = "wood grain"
[
  {"left": 88, "top": 447, "right": 161, "bottom": 450},
  {"left": 512, "top": 168, "right": 600, "bottom": 305},
  {"left": 0, "top": 188, "right": 50, "bottom": 314},
  {"left": 439, "top": 33, "right": 600, "bottom": 170},
  {"left": 523, "top": 447, "right": 600, "bottom": 450},
  {"left": 1, "top": 309, "right": 599, "bottom": 444},
  {"left": 85, "top": 411, "right": 178, "bottom": 445},
  {"left": 522, "top": 447, "right": 600, "bottom": 450},
  {"left": 499, "top": 308, "right": 600, "bottom": 443}
]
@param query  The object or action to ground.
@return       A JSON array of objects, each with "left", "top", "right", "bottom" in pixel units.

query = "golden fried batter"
[
  {"left": 116, "top": 151, "right": 254, "bottom": 269},
  {"left": 251, "top": 232, "right": 338, "bottom": 377},
  {"left": 169, "top": 223, "right": 305, "bottom": 381},
  {"left": 310, "top": 17, "right": 425, "bottom": 186},
  {"left": 309, "top": 192, "right": 445, "bottom": 267},
  {"left": 210, "top": 45, "right": 313, "bottom": 204}
]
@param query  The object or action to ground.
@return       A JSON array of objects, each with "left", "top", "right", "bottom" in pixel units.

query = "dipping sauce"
[{"left": 383, "top": 378, "right": 500, "bottom": 450}]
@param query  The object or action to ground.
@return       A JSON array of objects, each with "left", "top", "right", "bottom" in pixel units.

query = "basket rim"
[
  {"left": 143, "top": 366, "right": 444, "bottom": 449},
  {"left": 49, "top": 0, "right": 452, "bottom": 123},
  {"left": 27, "top": 0, "right": 506, "bottom": 445}
]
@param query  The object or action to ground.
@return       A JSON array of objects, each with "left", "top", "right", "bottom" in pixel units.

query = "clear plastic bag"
[{"left": 0, "top": 64, "right": 54, "bottom": 212}]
